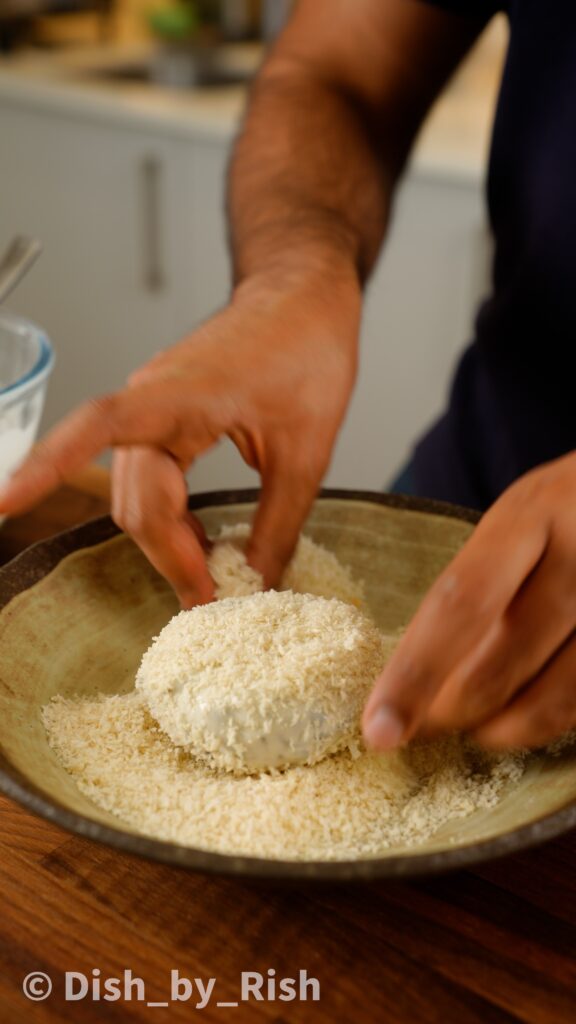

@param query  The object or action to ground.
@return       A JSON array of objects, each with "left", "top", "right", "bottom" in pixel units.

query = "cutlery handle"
[{"left": 0, "top": 236, "right": 43, "bottom": 304}]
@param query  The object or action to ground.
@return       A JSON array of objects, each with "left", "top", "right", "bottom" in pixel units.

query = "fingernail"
[{"left": 363, "top": 706, "right": 406, "bottom": 751}]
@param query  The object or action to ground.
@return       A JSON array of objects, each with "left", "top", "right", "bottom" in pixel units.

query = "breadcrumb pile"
[
  {"left": 209, "top": 524, "right": 364, "bottom": 606},
  {"left": 42, "top": 691, "right": 525, "bottom": 859},
  {"left": 42, "top": 529, "right": 528, "bottom": 861}
]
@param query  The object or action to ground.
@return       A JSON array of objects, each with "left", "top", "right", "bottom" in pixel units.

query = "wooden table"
[{"left": 0, "top": 475, "right": 575, "bottom": 1024}]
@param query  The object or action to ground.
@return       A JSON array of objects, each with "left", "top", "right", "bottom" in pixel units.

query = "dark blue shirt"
[{"left": 411, "top": 1, "right": 576, "bottom": 509}]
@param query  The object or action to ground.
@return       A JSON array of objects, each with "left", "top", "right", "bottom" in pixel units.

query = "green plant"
[{"left": 147, "top": 0, "right": 220, "bottom": 42}]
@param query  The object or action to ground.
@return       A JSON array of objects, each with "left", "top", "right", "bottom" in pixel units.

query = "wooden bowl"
[{"left": 0, "top": 489, "right": 575, "bottom": 880}]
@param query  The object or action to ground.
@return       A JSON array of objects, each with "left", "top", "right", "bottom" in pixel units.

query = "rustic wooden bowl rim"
[{"left": 1, "top": 488, "right": 575, "bottom": 881}]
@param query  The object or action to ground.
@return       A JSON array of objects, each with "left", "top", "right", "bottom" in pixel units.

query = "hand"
[
  {"left": 362, "top": 452, "right": 576, "bottom": 750},
  {"left": 0, "top": 272, "right": 360, "bottom": 607}
]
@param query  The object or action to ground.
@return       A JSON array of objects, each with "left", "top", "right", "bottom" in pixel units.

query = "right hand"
[{"left": 0, "top": 272, "right": 361, "bottom": 606}]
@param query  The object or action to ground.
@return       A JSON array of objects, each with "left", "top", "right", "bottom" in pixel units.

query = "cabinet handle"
[{"left": 141, "top": 155, "right": 165, "bottom": 293}]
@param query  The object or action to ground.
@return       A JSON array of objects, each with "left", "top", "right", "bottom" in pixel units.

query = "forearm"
[
  {"left": 228, "top": 56, "right": 402, "bottom": 296},
  {"left": 228, "top": 0, "right": 488, "bottom": 301}
]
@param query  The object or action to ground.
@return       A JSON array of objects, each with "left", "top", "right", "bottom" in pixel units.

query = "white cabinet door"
[
  {"left": 175, "top": 138, "right": 260, "bottom": 492},
  {"left": 328, "top": 173, "right": 491, "bottom": 490},
  {"left": 174, "top": 139, "right": 233, "bottom": 329},
  {"left": 0, "top": 100, "right": 190, "bottom": 432}
]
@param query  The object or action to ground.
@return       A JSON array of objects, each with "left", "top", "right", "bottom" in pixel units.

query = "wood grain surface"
[{"left": 0, "top": 477, "right": 575, "bottom": 1024}]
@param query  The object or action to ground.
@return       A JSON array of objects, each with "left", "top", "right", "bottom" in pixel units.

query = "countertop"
[
  {"left": 0, "top": 471, "right": 575, "bottom": 1023},
  {"left": 0, "top": 20, "right": 508, "bottom": 182}
]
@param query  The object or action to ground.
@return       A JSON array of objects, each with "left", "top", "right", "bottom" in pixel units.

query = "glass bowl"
[{"left": 0, "top": 311, "right": 55, "bottom": 501}]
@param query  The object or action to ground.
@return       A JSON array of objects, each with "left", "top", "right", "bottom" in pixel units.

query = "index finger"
[
  {"left": 0, "top": 387, "right": 174, "bottom": 516},
  {"left": 362, "top": 501, "right": 549, "bottom": 750}
]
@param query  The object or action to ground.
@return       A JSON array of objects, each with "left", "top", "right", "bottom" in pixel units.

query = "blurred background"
[{"left": 0, "top": 1, "right": 508, "bottom": 492}]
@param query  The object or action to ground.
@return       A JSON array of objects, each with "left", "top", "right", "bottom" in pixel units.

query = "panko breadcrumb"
[
  {"left": 42, "top": 691, "right": 526, "bottom": 860},
  {"left": 209, "top": 525, "right": 364, "bottom": 606}
]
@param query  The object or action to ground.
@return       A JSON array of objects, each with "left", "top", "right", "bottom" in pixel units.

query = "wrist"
[{"left": 232, "top": 251, "right": 362, "bottom": 332}]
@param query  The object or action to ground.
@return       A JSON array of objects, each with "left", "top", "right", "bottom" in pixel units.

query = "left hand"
[{"left": 362, "top": 451, "right": 576, "bottom": 750}]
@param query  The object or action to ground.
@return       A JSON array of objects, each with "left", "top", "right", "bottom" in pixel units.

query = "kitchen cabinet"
[
  {"left": 0, "top": 102, "right": 198, "bottom": 424},
  {"left": 0, "top": 95, "right": 489, "bottom": 492}
]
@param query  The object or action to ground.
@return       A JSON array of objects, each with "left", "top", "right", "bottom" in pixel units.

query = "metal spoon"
[{"left": 0, "top": 236, "right": 43, "bottom": 304}]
